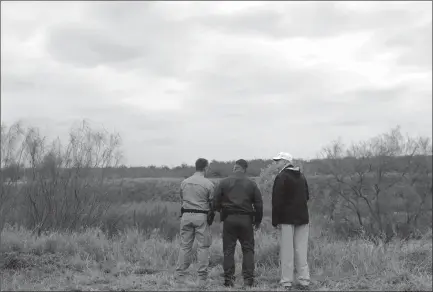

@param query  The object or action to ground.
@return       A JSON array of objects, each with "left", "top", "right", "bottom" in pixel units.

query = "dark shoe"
[
  {"left": 224, "top": 280, "right": 234, "bottom": 287},
  {"left": 224, "top": 274, "right": 235, "bottom": 287},
  {"left": 296, "top": 283, "right": 310, "bottom": 290}
]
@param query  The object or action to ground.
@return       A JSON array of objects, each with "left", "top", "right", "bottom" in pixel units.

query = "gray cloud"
[
  {"left": 47, "top": 26, "right": 143, "bottom": 67},
  {"left": 44, "top": 2, "right": 202, "bottom": 78},
  {"left": 195, "top": 2, "right": 426, "bottom": 40},
  {"left": 384, "top": 21, "right": 432, "bottom": 70},
  {"left": 1, "top": 1, "right": 432, "bottom": 166},
  {"left": 185, "top": 60, "right": 328, "bottom": 100}
]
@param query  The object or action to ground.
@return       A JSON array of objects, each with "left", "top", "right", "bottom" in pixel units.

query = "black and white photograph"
[{"left": 1, "top": 1, "right": 432, "bottom": 291}]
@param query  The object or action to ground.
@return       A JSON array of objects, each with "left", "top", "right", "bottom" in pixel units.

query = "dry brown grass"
[{"left": 1, "top": 220, "right": 431, "bottom": 291}]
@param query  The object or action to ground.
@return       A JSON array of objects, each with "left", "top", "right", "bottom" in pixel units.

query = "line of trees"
[{"left": 3, "top": 146, "right": 429, "bottom": 181}]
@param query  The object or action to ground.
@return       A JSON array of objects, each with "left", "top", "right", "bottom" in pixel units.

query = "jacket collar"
[{"left": 279, "top": 164, "right": 300, "bottom": 174}]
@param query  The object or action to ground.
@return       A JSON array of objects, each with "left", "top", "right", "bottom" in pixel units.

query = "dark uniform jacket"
[
  {"left": 272, "top": 165, "right": 310, "bottom": 226},
  {"left": 213, "top": 172, "right": 263, "bottom": 225}
]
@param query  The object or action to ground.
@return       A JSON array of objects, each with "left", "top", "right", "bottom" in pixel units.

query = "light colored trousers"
[
  {"left": 280, "top": 224, "right": 310, "bottom": 287},
  {"left": 176, "top": 213, "right": 212, "bottom": 280}
]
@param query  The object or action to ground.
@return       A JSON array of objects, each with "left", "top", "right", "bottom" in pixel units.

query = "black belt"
[
  {"left": 221, "top": 209, "right": 254, "bottom": 222},
  {"left": 225, "top": 210, "right": 254, "bottom": 216},
  {"left": 181, "top": 208, "right": 208, "bottom": 215}
]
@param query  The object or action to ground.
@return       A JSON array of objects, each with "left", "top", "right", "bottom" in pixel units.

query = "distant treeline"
[
  {"left": 3, "top": 156, "right": 431, "bottom": 181},
  {"left": 113, "top": 155, "right": 432, "bottom": 178},
  {"left": 117, "top": 159, "right": 280, "bottom": 178}
]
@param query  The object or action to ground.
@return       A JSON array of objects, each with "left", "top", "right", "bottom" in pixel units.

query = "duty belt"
[
  {"left": 180, "top": 207, "right": 209, "bottom": 215},
  {"left": 225, "top": 210, "right": 255, "bottom": 216}
]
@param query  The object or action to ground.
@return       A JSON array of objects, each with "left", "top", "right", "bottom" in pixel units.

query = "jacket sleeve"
[
  {"left": 303, "top": 174, "right": 310, "bottom": 201},
  {"left": 180, "top": 180, "right": 185, "bottom": 202},
  {"left": 271, "top": 174, "right": 284, "bottom": 226},
  {"left": 252, "top": 182, "right": 263, "bottom": 224},
  {"left": 208, "top": 181, "right": 216, "bottom": 210},
  {"left": 212, "top": 180, "right": 224, "bottom": 212}
]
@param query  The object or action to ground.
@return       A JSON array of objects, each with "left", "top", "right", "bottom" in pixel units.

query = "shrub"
[{"left": 0, "top": 120, "right": 123, "bottom": 236}]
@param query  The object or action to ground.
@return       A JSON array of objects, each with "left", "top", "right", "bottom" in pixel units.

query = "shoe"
[
  {"left": 224, "top": 274, "right": 235, "bottom": 287},
  {"left": 283, "top": 285, "right": 293, "bottom": 291},
  {"left": 224, "top": 280, "right": 234, "bottom": 287},
  {"left": 296, "top": 283, "right": 310, "bottom": 290}
]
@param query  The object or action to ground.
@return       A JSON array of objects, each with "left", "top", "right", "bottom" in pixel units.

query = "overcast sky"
[{"left": 1, "top": 1, "right": 432, "bottom": 166}]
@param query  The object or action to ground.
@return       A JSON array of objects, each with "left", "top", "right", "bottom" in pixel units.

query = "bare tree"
[
  {"left": 1, "top": 120, "right": 124, "bottom": 236},
  {"left": 1, "top": 121, "right": 27, "bottom": 245},
  {"left": 320, "top": 126, "right": 432, "bottom": 242}
]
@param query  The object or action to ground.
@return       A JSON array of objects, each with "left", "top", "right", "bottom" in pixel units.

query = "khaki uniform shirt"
[{"left": 180, "top": 172, "right": 215, "bottom": 211}]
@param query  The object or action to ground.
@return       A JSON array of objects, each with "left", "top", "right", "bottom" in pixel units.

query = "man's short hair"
[
  {"left": 235, "top": 159, "right": 248, "bottom": 170},
  {"left": 195, "top": 158, "right": 209, "bottom": 171}
]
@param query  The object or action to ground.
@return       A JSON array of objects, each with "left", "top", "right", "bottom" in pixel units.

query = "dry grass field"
[{"left": 1, "top": 216, "right": 431, "bottom": 291}]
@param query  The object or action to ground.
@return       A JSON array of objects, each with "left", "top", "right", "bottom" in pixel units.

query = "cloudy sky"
[{"left": 1, "top": 1, "right": 432, "bottom": 166}]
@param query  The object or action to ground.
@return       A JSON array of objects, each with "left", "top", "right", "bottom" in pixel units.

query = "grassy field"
[
  {"left": 1, "top": 176, "right": 432, "bottom": 291},
  {"left": 2, "top": 219, "right": 431, "bottom": 291}
]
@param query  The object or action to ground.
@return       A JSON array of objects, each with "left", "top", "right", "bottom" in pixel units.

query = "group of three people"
[{"left": 175, "top": 152, "right": 311, "bottom": 290}]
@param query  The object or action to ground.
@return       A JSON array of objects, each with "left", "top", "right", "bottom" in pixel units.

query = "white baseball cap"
[{"left": 272, "top": 152, "right": 293, "bottom": 162}]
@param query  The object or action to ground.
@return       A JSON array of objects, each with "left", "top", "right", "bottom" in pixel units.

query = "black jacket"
[
  {"left": 272, "top": 166, "right": 309, "bottom": 226},
  {"left": 213, "top": 172, "right": 263, "bottom": 225}
]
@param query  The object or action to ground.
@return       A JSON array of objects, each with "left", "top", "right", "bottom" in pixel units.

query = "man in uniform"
[
  {"left": 212, "top": 159, "right": 263, "bottom": 288},
  {"left": 175, "top": 158, "right": 215, "bottom": 287}
]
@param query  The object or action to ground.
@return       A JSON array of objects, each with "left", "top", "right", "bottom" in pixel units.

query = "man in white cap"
[{"left": 271, "top": 152, "right": 311, "bottom": 290}]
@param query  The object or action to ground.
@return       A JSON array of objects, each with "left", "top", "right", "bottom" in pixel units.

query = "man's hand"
[
  {"left": 272, "top": 224, "right": 280, "bottom": 229},
  {"left": 207, "top": 211, "right": 215, "bottom": 226},
  {"left": 254, "top": 223, "right": 261, "bottom": 231}
]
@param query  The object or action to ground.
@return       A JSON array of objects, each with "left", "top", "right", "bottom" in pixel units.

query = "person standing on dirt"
[
  {"left": 271, "top": 152, "right": 311, "bottom": 290},
  {"left": 212, "top": 159, "right": 263, "bottom": 288},
  {"left": 175, "top": 158, "right": 215, "bottom": 287}
]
